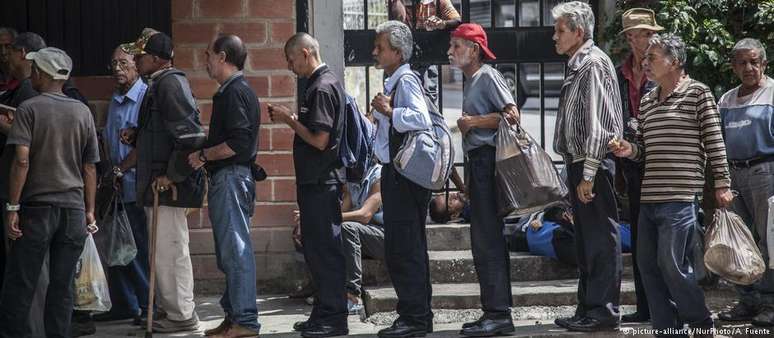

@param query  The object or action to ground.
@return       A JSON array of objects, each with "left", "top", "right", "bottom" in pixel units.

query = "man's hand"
[
  {"left": 154, "top": 175, "right": 173, "bottom": 193},
  {"left": 6, "top": 211, "right": 21, "bottom": 240},
  {"left": 424, "top": 16, "right": 445, "bottom": 31},
  {"left": 457, "top": 114, "right": 474, "bottom": 135},
  {"left": 267, "top": 104, "right": 296, "bottom": 125},
  {"left": 120, "top": 128, "right": 137, "bottom": 145},
  {"left": 187, "top": 151, "right": 206, "bottom": 170},
  {"left": 370, "top": 93, "right": 393, "bottom": 117},
  {"left": 576, "top": 180, "right": 595, "bottom": 204},
  {"left": 502, "top": 104, "right": 520, "bottom": 124},
  {"left": 715, "top": 188, "right": 734, "bottom": 208},
  {"left": 609, "top": 137, "right": 633, "bottom": 158},
  {"left": 86, "top": 211, "right": 98, "bottom": 234}
]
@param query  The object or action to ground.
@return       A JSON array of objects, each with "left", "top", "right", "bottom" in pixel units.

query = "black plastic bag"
[
  {"left": 99, "top": 194, "right": 137, "bottom": 267},
  {"left": 494, "top": 118, "right": 568, "bottom": 216}
]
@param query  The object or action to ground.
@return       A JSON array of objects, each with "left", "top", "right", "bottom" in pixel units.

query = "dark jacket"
[{"left": 136, "top": 68, "right": 206, "bottom": 208}]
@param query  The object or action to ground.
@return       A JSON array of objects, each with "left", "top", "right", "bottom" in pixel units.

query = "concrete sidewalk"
[{"left": 91, "top": 294, "right": 773, "bottom": 338}]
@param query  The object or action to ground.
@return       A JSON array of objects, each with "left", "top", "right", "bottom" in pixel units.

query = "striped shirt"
[
  {"left": 554, "top": 40, "right": 623, "bottom": 178},
  {"left": 629, "top": 76, "right": 731, "bottom": 203}
]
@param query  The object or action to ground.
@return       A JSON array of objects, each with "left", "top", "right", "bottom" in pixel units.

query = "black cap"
[{"left": 144, "top": 32, "right": 174, "bottom": 60}]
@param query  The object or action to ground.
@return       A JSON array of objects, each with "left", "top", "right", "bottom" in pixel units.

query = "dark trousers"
[
  {"left": 105, "top": 202, "right": 150, "bottom": 316},
  {"left": 620, "top": 159, "right": 649, "bottom": 317},
  {"left": 381, "top": 164, "right": 432, "bottom": 327},
  {"left": 0, "top": 204, "right": 87, "bottom": 338},
  {"left": 468, "top": 146, "right": 512, "bottom": 315},
  {"left": 297, "top": 184, "right": 347, "bottom": 327},
  {"left": 567, "top": 159, "right": 622, "bottom": 320},
  {"left": 638, "top": 202, "right": 712, "bottom": 330}
]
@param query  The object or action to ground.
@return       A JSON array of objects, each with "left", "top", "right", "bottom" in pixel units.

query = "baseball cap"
[
  {"left": 25, "top": 47, "right": 72, "bottom": 80},
  {"left": 620, "top": 8, "right": 664, "bottom": 34},
  {"left": 451, "top": 23, "right": 496, "bottom": 60},
  {"left": 123, "top": 28, "right": 174, "bottom": 60}
]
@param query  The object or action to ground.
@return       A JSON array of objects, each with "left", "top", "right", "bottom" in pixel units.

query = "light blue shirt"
[
  {"left": 346, "top": 163, "right": 384, "bottom": 225},
  {"left": 105, "top": 79, "right": 147, "bottom": 202},
  {"left": 373, "top": 63, "right": 432, "bottom": 163}
]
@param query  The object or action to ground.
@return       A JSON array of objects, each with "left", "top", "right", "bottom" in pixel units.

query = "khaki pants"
[{"left": 145, "top": 206, "right": 195, "bottom": 321}]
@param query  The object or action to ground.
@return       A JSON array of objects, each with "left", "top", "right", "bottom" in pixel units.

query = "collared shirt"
[
  {"left": 718, "top": 76, "right": 774, "bottom": 161},
  {"left": 373, "top": 63, "right": 432, "bottom": 163},
  {"left": 619, "top": 54, "right": 649, "bottom": 118},
  {"left": 216, "top": 70, "right": 243, "bottom": 94},
  {"left": 462, "top": 64, "right": 514, "bottom": 152},
  {"left": 346, "top": 163, "right": 384, "bottom": 226},
  {"left": 629, "top": 76, "right": 731, "bottom": 203},
  {"left": 106, "top": 79, "right": 147, "bottom": 202},
  {"left": 554, "top": 40, "right": 623, "bottom": 178}
]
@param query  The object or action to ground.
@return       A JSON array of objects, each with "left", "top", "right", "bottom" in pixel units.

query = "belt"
[{"left": 729, "top": 155, "right": 774, "bottom": 169}]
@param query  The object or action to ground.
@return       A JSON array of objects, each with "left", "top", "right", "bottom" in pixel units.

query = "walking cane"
[{"left": 145, "top": 181, "right": 177, "bottom": 338}]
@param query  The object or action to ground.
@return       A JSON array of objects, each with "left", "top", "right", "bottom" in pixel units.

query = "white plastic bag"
[
  {"left": 74, "top": 233, "right": 112, "bottom": 312},
  {"left": 704, "top": 209, "right": 766, "bottom": 285},
  {"left": 768, "top": 196, "right": 774, "bottom": 269}
]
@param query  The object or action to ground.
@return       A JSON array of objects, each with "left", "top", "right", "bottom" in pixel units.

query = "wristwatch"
[
  {"left": 199, "top": 149, "right": 208, "bottom": 163},
  {"left": 112, "top": 166, "right": 124, "bottom": 178},
  {"left": 6, "top": 203, "right": 20, "bottom": 212},
  {"left": 583, "top": 175, "right": 594, "bottom": 182}
]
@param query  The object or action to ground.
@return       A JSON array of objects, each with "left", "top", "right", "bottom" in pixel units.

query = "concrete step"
[
  {"left": 363, "top": 279, "right": 637, "bottom": 315},
  {"left": 363, "top": 251, "right": 632, "bottom": 285},
  {"left": 426, "top": 223, "right": 471, "bottom": 251}
]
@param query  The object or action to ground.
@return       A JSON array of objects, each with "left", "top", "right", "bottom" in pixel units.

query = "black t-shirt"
[
  {"left": 293, "top": 65, "right": 345, "bottom": 185},
  {"left": 205, "top": 73, "right": 261, "bottom": 173},
  {"left": 0, "top": 79, "right": 39, "bottom": 156}
]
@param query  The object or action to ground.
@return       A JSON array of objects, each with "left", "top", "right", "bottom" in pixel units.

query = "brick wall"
[{"left": 73, "top": 0, "right": 304, "bottom": 293}]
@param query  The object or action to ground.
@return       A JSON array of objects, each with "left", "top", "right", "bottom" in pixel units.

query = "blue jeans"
[
  {"left": 208, "top": 165, "right": 260, "bottom": 332},
  {"left": 638, "top": 202, "right": 712, "bottom": 330},
  {"left": 0, "top": 204, "right": 87, "bottom": 338},
  {"left": 105, "top": 202, "right": 150, "bottom": 315}
]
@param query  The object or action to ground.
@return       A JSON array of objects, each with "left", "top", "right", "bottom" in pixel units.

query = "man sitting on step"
[{"left": 293, "top": 160, "right": 384, "bottom": 315}]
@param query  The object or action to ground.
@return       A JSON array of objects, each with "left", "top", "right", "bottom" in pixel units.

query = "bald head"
[
  {"left": 213, "top": 34, "right": 247, "bottom": 70},
  {"left": 284, "top": 33, "right": 320, "bottom": 61}
]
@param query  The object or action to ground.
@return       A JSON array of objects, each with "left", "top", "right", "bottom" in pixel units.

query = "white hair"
[
  {"left": 732, "top": 38, "right": 767, "bottom": 62},
  {"left": 648, "top": 33, "right": 687, "bottom": 69},
  {"left": 551, "top": 1, "right": 595, "bottom": 40},
  {"left": 375, "top": 20, "right": 413, "bottom": 62}
]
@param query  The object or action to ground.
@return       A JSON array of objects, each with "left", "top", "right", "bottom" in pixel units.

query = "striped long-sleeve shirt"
[
  {"left": 629, "top": 76, "right": 731, "bottom": 203},
  {"left": 554, "top": 40, "right": 623, "bottom": 178}
]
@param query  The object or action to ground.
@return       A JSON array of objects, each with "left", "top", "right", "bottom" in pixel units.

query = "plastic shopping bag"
[
  {"left": 494, "top": 118, "right": 568, "bottom": 216},
  {"left": 74, "top": 233, "right": 112, "bottom": 312},
  {"left": 704, "top": 209, "right": 766, "bottom": 285},
  {"left": 98, "top": 194, "right": 137, "bottom": 266}
]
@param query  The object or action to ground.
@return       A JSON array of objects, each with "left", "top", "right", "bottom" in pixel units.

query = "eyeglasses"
[{"left": 108, "top": 59, "right": 134, "bottom": 71}]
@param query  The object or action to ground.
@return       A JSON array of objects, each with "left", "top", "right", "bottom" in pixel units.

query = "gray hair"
[
  {"left": 0, "top": 27, "right": 17, "bottom": 39},
  {"left": 551, "top": 1, "right": 595, "bottom": 40},
  {"left": 12, "top": 32, "right": 46, "bottom": 52},
  {"left": 285, "top": 32, "right": 321, "bottom": 61},
  {"left": 732, "top": 38, "right": 767, "bottom": 62},
  {"left": 375, "top": 20, "right": 413, "bottom": 62},
  {"left": 648, "top": 33, "right": 687, "bottom": 68}
]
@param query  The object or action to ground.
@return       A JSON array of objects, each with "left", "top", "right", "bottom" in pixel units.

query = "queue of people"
[{"left": 0, "top": 1, "right": 772, "bottom": 338}]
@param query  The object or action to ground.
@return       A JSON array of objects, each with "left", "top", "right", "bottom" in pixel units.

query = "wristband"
[{"left": 6, "top": 203, "right": 20, "bottom": 212}]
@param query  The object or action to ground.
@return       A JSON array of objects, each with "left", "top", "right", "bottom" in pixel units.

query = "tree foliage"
[{"left": 602, "top": 0, "right": 774, "bottom": 97}]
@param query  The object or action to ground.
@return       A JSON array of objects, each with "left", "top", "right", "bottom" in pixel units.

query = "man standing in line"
[
  {"left": 187, "top": 34, "right": 262, "bottom": 338},
  {"left": 615, "top": 7, "right": 663, "bottom": 324},
  {"left": 0, "top": 47, "right": 99, "bottom": 338},
  {"left": 550, "top": 1, "right": 624, "bottom": 332},
  {"left": 269, "top": 32, "right": 348, "bottom": 338},
  {"left": 447, "top": 23, "right": 519, "bottom": 337},
  {"left": 124, "top": 28, "right": 205, "bottom": 333}
]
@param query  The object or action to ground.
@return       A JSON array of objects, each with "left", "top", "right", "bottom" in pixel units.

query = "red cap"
[{"left": 451, "top": 23, "right": 496, "bottom": 60}]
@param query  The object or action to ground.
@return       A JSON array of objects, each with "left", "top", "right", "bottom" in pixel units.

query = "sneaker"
[
  {"left": 70, "top": 319, "right": 96, "bottom": 337},
  {"left": 208, "top": 323, "right": 259, "bottom": 338},
  {"left": 718, "top": 302, "right": 758, "bottom": 322},
  {"left": 752, "top": 306, "right": 774, "bottom": 327},
  {"left": 152, "top": 313, "right": 200, "bottom": 333},
  {"left": 347, "top": 299, "right": 364, "bottom": 315}
]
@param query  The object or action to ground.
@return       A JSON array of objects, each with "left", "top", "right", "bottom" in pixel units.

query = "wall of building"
[{"left": 72, "top": 0, "right": 303, "bottom": 293}]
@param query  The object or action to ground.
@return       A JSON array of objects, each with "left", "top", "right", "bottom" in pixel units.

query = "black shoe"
[
  {"left": 92, "top": 310, "right": 140, "bottom": 322},
  {"left": 719, "top": 303, "right": 758, "bottom": 322},
  {"left": 554, "top": 313, "right": 583, "bottom": 329},
  {"left": 294, "top": 320, "right": 313, "bottom": 332},
  {"left": 377, "top": 320, "right": 428, "bottom": 338},
  {"left": 459, "top": 317, "right": 515, "bottom": 337},
  {"left": 70, "top": 319, "right": 96, "bottom": 337},
  {"left": 564, "top": 317, "right": 618, "bottom": 332},
  {"left": 752, "top": 306, "right": 774, "bottom": 327},
  {"left": 300, "top": 324, "right": 349, "bottom": 338},
  {"left": 621, "top": 311, "right": 650, "bottom": 323}
]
